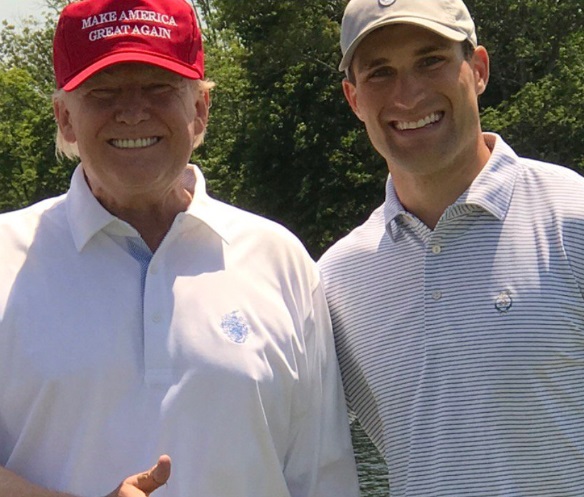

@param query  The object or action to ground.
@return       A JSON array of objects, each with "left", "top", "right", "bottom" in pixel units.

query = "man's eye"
[
  {"left": 146, "top": 84, "right": 174, "bottom": 94},
  {"left": 90, "top": 89, "right": 117, "bottom": 99},
  {"left": 421, "top": 56, "right": 444, "bottom": 68},
  {"left": 369, "top": 67, "right": 394, "bottom": 79}
]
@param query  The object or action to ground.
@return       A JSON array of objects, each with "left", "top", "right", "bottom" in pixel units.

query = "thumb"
[{"left": 132, "top": 455, "right": 172, "bottom": 495}]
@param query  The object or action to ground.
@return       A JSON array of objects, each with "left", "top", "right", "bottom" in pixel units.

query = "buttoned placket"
[
  {"left": 429, "top": 239, "right": 444, "bottom": 302},
  {"left": 402, "top": 217, "right": 446, "bottom": 306},
  {"left": 143, "top": 214, "right": 186, "bottom": 387},
  {"left": 422, "top": 207, "right": 478, "bottom": 347}
]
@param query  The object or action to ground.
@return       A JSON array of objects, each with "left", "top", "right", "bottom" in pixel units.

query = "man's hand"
[{"left": 107, "top": 455, "right": 171, "bottom": 497}]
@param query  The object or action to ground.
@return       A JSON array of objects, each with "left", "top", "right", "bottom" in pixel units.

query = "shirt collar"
[
  {"left": 460, "top": 133, "right": 520, "bottom": 221},
  {"left": 184, "top": 164, "right": 232, "bottom": 244},
  {"left": 383, "top": 174, "right": 408, "bottom": 242},
  {"left": 66, "top": 164, "right": 231, "bottom": 252},
  {"left": 384, "top": 133, "right": 521, "bottom": 239},
  {"left": 67, "top": 165, "right": 118, "bottom": 252}
]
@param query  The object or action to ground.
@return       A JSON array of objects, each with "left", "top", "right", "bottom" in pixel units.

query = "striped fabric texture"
[{"left": 319, "top": 134, "right": 584, "bottom": 496}]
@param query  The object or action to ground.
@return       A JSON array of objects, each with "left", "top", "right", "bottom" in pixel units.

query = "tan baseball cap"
[{"left": 339, "top": 0, "right": 477, "bottom": 71}]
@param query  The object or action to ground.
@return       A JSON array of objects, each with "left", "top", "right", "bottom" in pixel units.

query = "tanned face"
[{"left": 343, "top": 24, "right": 489, "bottom": 182}]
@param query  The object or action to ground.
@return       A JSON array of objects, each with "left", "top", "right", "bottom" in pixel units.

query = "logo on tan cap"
[{"left": 340, "top": 0, "right": 477, "bottom": 72}]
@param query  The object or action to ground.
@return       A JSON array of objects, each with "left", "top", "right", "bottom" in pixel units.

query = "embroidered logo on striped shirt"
[
  {"left": 221, "top": 310, "right": 251, "bottom": 343},
  {"left": 495, "top": 290, "right": 513, "bottom": 313}
]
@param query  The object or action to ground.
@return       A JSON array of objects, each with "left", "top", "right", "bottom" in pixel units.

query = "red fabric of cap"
[{"left": 53, "top": 0, "right": 204, "bottom": 91}]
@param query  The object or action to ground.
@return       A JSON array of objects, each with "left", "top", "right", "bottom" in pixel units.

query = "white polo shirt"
[
  {"left": 0, "top": 165, "right": 359, "bottom": 497},
  {"left": 319, "top": 134, "right": 584, "bottom": 497}
]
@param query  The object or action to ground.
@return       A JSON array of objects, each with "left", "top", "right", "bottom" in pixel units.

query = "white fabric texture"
[
  {"left": 319, "top": 134, "right": 584, "bottom": 497},
  {"left": 0, "top": 164, "right": 359, "bottom": 497}
]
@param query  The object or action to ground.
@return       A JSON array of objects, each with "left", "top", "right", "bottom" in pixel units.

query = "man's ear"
[
  {"left": 194, "top": 89, "right": 210, "bottom": 136},
  {"left": 472, "top": 46, "right": 490, "bottom": 96},
  {"left": 53, "top": 96, "right": 77, "bottom": 144},
  {"left": 342, "top": 78, "right": 365, "bottom": 122}
]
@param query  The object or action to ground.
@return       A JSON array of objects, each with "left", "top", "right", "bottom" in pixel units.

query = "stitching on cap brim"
[{"left": 62, "top": 52, "right": 202, "bottom": 91}]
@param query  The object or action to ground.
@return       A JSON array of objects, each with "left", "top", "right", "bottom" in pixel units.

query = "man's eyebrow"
[
  {"left": 357, "top": 41, "right": 453, "bottom": 69},
  {"left": 360, "top": 57, "right": 390, "bottom": 70},
  {"left": 414, "top": 42, "right": 451, "bottom": 57}
]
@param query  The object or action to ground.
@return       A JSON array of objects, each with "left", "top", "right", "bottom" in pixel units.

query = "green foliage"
[
  {"left": 0, "top": 16, "right": 55, "bottom": 91},
  {"left": 0, "top": 0, "right": 582, "bottom": 255},
  {"left": 0, "top": 12, "right": 75, "bottom": 212},
  {"left": 194, "top": 26, "right": 251, "bottom": 204},
  {"left": 481, "top": 29, "right": 584, "bottom": 173},
  {"left": 200, "top": 0, "right": 385, "bottom": 257},
  {"left": 197, "top": 0, "right": 583, "bottom": 256},
  {"left": 467, "top": 0, "right": 584, "bottom": 107}
]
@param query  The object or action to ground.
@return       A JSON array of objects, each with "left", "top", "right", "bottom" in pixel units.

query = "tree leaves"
[
  {"left": 482, "top": 29, "right": 584, "bottom": 173},
  {"left": 0, "top": 0, "right": 582, "bottom": 255}
]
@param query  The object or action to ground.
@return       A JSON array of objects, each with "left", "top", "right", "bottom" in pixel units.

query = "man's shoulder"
[
  {"left": 515, "top": 156, "right": 584, "bottom": 207},
  {"left": 0, "top": 195, "right": 69, "bottom": 285},
  {"left": 520, "top": 156, "right": 584, "bottom": 182},
  {"left": 491, "top": 135, "right": 584, "bottom": 210},
  {"left": 209, "top": 197, "right": 307, "bottom": 247},
  {"left": 0, "top": 194, "right": 68, "bottom": 242},
  {"left": 209, "top": 198, "right": 325, "bottom": 294},
  {"left": 489, "top": 134, "right": 584, "bottom": 192},
  {"left": 204, "top": 196, "right": 319, "bottom": 280},
  {"left": 318, "top": 204, "right": 386, "bottom": 274}
]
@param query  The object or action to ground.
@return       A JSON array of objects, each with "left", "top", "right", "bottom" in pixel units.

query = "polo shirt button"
[
  {"left": 149, "top": 264, "right": 158, "bottom": 274},
  {"left": 432, "top": 291, "right": 442, "bottom": 301},
  {"left": 152, "top": 313, "right": 162, "bottom": 323},
  {"left": 432, "top": 245, "right": 442, "bottom": 255}
]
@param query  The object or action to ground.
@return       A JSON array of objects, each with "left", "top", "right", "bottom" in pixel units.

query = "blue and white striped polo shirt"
[{"left": 319, "top": 134, "right": 584, "bottom": 497}]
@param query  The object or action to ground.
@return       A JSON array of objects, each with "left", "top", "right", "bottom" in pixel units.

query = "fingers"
[
  {"left": 122, "top": 455, "right": 171, "bottom": 496},
  {"left": 138, "top": 455, "right": 172, "bottom": 493},
  {"left": 150, "top": 455, "right": 171, "bottom": 488}
]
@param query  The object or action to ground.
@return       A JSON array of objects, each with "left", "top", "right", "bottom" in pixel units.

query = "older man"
[{"left": 0, "top": 1, "right": 359, "bottom": 496}]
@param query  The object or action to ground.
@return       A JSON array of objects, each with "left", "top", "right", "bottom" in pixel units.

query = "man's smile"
[
  {"left": 392, "top": 111, "right": 444, "bottom": 131},
  {"left": 109, "top": 137, "right": 161, "bottom": 149}
]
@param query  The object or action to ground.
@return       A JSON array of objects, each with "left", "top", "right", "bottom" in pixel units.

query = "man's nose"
[
  {"left": 391, "top": 72, "right": 425, "bottom": 111},
  {"left": 114, "top": 90, "right": 151, "bottom": 125}
]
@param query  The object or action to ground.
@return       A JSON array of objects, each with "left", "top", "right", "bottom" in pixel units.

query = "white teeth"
[
  {"left": 394, "top": 112, "right": 442, "bottom": 131},
  {"left": 110, "top": 137, "right": 159, "bottom": 149}
]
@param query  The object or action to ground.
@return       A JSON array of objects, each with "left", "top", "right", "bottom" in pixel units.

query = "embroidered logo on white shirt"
[{"left": 221, "top": 310, "right": 251, "bottom": 343}]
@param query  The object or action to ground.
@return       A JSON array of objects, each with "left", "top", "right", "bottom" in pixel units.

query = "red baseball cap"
[{"left": 53, "top": 0, "right": 204, "bottom": 91}]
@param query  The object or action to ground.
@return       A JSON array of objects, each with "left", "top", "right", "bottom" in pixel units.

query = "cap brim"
[
  {"left": 62, "top": 51, "right": 203, "bottom": 91},
  {"left": 339, "top": 18, "right": 469, "bottom": 72}
]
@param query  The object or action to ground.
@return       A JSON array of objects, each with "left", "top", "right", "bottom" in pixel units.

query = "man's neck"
[
  {"left": 390, "top": 137, "right": 493, "bottom": 230},
  {"left": 84, "top": 168, "right": 195, "bottom": 251}
]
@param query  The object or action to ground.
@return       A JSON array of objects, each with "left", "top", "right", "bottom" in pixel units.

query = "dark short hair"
[{"left": 462, "top": 40, "right": 475, "bottom": 60}]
